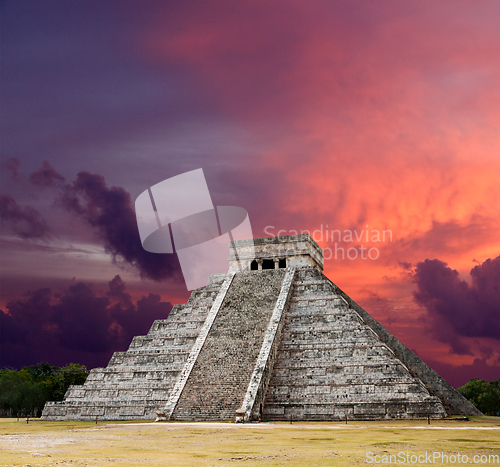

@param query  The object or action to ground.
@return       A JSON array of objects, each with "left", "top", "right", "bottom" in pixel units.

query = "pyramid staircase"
[{"left": 170, "top": 269, "right": 287, "bottom": 420}]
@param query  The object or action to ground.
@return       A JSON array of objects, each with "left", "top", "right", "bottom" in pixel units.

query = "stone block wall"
[
  {"left": 263, "top": 268, "right": 447, "bottom": 420},
  {"left": 229, "top": 234, "right": 324, "bottom": 272},
  {"left": 333, "top": 283, "right": 482, "bottom": 416}
]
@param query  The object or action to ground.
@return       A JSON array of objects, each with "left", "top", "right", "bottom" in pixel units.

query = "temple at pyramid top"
[
  {"left": 229, "top": 234, "right": 324, "bottom": 272},
  {"left": 42, "top": 233, "right": 481, "bottom": 422}
]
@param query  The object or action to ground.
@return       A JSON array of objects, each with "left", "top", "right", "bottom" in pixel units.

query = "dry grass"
[{"left": 0, "top": 417, "right": 499, "bottom": 466}]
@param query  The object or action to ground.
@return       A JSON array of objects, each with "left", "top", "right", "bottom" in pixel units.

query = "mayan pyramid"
[{"left": 42, "top": 234, "right": 481, "bottom": 421}]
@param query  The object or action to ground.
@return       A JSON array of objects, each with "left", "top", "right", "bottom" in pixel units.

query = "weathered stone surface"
[
  {"left": 41, "top": 275, "right": 226, "bottom": 420},
  {"left": 170, "top": 269, "right": 286, "bottom": 421},
  {"left": 333, "top": 284, "right": 482, "bottom": 416},
  {"left": 263, "top": 268, "right": 447, "bottom": 420},
  {"left": 236, "top": 267, "right": 296, "bottom": 422},
  {"left": 229, "top": 234, "right": 323, "bottom": 272},
  {"left": 158, "top": 272, "right": 236, "bottom": 420},
  {"left": 42, "top": 234, "right": 481, "bottom": 421}
]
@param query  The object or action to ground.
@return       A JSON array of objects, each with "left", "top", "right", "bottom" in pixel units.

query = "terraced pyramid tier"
[
  {"left": 264, "top": 268, "right": 447, "bottom": 420},
  {"left": 41, "top": 274, "right": 226, "bottom": 420}
]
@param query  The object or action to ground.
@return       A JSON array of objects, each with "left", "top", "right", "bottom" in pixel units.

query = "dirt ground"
[{"left": 1, "top": 417, "right": 499, "bottom": 466}]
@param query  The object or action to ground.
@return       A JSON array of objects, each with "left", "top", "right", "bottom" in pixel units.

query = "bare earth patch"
[{"left": 0, "top": 417, "right": 499, "bottom": 466}]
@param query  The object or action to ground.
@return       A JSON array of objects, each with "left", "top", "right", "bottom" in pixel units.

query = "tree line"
[
  {"left": 0, "top": 362, "right": 498, "bottom": 418},
  {"left": 0, "top": 362, "right": 89, "bottom": 418},
  {"left": 457, "top": 379, "right": 500, "bottom": 416}
]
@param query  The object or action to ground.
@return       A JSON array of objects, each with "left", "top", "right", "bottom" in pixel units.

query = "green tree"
[
  {"left": 458, "top": 379, "right": 500, "bottom": 416},
  {"left": 0, "top": 368, "right": 48, "bottom": 417},
  {"left": 24, "top": 362, "right": 60, "bottom": 380},
  {"left": 54, "top": 363, "right": 89, "bottom": 400},
  {"left": 0, "top": 362, "right": 90, "bottom": 417}
]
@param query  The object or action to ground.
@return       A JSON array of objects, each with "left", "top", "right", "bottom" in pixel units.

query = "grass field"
[{"left": 1, "top": 417, "right": 499, "bottom": 466}]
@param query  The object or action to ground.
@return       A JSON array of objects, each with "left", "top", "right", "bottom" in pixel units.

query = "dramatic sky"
[{"left": 1, "top": 0, "right": 499, "bottom": 387}]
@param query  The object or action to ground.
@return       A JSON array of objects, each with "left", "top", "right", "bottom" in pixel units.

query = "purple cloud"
[
  {"left": 413, "top": 256, "right": 500, "bottom": 354},
  {"left": 64, "top": 171, "right": 182, "bottom": 281},
  {"left": 0, "top": 194, "right": 51, "bottom": 239},
  {"left": 28, "top": 162, "right": 182, "bottom": 282},
  {"left": 0, "top": 275, "right": 172, "bottom": 369},
  {"left": 423, "top": 357, "right": 500, "bottom": 388},
  {"left": 29, "top": 161, "right": 66, "bottom": 187}
]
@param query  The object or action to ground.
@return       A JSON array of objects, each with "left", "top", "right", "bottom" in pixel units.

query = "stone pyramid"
[{"left": 42, "top": 234, "right": 481, "bottom": 421}]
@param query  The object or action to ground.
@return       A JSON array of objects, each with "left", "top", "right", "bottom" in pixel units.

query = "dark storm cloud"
[
  {"left": 423, "top": 357, "right": 500, "bottom": 389},
  {"left": 28, "top": 162, "right": 181, "bottom": 282},
  {"left": 63, "top": 171, "right": 182, "bottom": 281},
  {"left": 30, "top": 161, "right": 66, "bottom": 187},
  {"left": 413, "top": 256, "right": 500, "bottom": 354},
  {"left": 0, "top": 275, "right": 172, "bottom": 369},
  {"left": 0, "top": 194, "right": 51, "bottom": 239}
]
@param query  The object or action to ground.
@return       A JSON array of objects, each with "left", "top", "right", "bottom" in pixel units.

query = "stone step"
[
  {"left": 285, "top": 312, "right": 362, "bottom": 323},
  {"left": 281, "top": 322, "right": 366, "bottom": 333},
  {"left": 84, "top": 381, "right": 175, "bottom": 390},
  {"left": 269, "top": 374, "right": 419, "bottom": 386},
  {"left": 263, "top": 399, "right": 446, "bottom": 420},
  {"left": 108, "top": 352, "right": 188, "bottom": 365},
  {"left": 272, "top": 357, "right": 403, "bottom": 368},
  {"left": 275, "top": 345, "right": 394, "bottom": 359},
  {"left": 129, "top": 332, "right": 200, "bottom": 346},
  {"left": 42, "top": 400, "right": 162, "bottom": 420},
  {"left": 65, "top": 388, "right": 171, "bottom": 401},
  {"left": 145, "top": 322, "right": 207, "bottom": 335},
  {"left": 280, "top": 333, "right": 379, "bottom": 346},
  {"left": 285, "top": 305, "right": 351, "bottom": 316}
]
